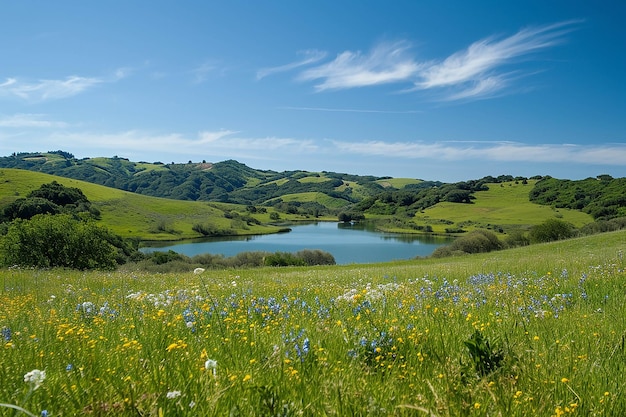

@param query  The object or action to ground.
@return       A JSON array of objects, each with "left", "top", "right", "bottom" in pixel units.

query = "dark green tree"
[
  {"left": 2, "top": 197, "right": 61, "bottom": 221},
  {"left": 28, "top": 181, "right": 89, "bottom": 207}
]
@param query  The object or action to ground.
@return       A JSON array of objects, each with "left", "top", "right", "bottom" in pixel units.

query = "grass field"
[
  {"left": 375, "top": 178, "right": 423, "bottom": 189},
  {"left": 412, "top": 180, "right": 593, "bottom": 234},
  {"left": 1, "top": 230, "right": 625, "bottom": 416}
]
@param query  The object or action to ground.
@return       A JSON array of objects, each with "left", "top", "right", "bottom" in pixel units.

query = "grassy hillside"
[
  {"left": 410, "top": 180, "right": 593, "bottom": 234},
  {"left": 0, "top": 170, "right": 599, "bottom": 244},
  {"left": 375, "top": 177, "right": 423, "bottom": 188},
  {"left": 0, "top": 169, "right": 287, "bottom": 240}
]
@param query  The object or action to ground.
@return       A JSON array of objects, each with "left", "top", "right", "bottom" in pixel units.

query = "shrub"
[
  {"left": 431, "top": 229, "right": 503, "bottom": 258},
  {"left": 0, "top": 214, "right": 120, "bottom": 269},
  {"left": 2, "top": 197, "right": 61, "bottom": 221},
  {"left": 192, "top": 223, "right": 230, "bottom": 236},
  {"left": 295, "top": 249, "right": 336, "bottom": 266},
  {"left": 504, "top": 230, "right": 530, "bottom": 247},
  {"left": 529, "top": 219, "right": 575, "bottom": 243},
  {"left": 28, "top": 181, "right": 89, "bottom": 207},
  {"left": 263, "top": 252, "right": 306, "bottom": 267},
  {"left": 148, "top": 250, "right": 187, "bottom": 265}
]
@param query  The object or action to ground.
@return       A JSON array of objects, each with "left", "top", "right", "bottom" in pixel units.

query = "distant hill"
[
  {"left": 0, "top": 151, "right": 396, "bottom": 207},
  {"left": 2, "top": 151, "right": 624, "bottom": 240}
]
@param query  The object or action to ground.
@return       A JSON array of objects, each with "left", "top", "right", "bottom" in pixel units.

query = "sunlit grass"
[
  {"left": 1, "top": 231, "right": 625, "bottom": 415},
  {"left": 414, "top": 181, "right": 593, "bottom": 234}
]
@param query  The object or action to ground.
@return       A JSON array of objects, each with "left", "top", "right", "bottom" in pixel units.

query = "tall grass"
[{"left": 1, "top": 230, "right": 625, "bottom": 416}]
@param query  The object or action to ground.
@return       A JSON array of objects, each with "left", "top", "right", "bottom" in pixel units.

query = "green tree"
[
  {"left": 0, "top": 214, "right": 120, "bottom": 269},
  {"left": 2, "top": 197, "right": 61, "bottom": 221},
  {"left": 28, "top": 181, "right": 89, "bottom": 207}
]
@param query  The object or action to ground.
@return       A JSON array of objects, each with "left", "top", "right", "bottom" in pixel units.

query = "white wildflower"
[
  {"left": 205, "top": 359, "right": 217, "bottom": 376},
  {"left": 166, "top": 390, "right": 181, "bottom": 399},
  {"left": 24, "top": 369, "right": 46, "bottom": 390}
]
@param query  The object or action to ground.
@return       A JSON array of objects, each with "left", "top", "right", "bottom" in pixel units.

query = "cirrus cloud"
[
  {"left": 261, "top": 20, "right": 581, "bottom": 101},
  {"left": 0, "top": 68, "right": 129, "bottom": 102}
]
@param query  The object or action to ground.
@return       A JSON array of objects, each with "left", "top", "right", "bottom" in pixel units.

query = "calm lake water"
[{"left": 140, "top": 222, "right": 453, "bottom": 265}]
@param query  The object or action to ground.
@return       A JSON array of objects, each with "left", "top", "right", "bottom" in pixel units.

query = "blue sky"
[{"left": 1, "top": 1, "right": 625, "bottom": 182}]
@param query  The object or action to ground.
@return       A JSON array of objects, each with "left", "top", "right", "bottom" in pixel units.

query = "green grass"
[
  {"left": 297, "top": 176, "right": 331, "bottom": 184},
  {"left": 413, "top": 181, "right": 593, "bottom": 233},
  {"left": 375, "top": 178, "right": 423, "bottom": 188},
  {"left": 1, "top": 230, "right": 625, "bottom": 415}
]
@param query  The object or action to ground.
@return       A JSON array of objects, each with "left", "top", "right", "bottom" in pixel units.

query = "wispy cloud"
[
  {"left": 256, "top": 49, "right": 327, "bottom": 80},
  {"left": 0, "top": 113, "right": 69, "bottom": 128},
  {"left": 415, "top": 20, "right": 581, "bottom": 100},
  {"left": 0, "top": 68, "right": 129, "bottom": 102},
  {"left": 298, "top": 41, "right": 420, "bottom": 91},
  {"left": 266, "top": 20, "right": 580, "bottom": 101},
  {"left": 40, "top": 129, "right": 319, "bottom": 162},
  {"left": 332, "top": 140, "right": 626, "bottom": 166},
  {"left": 30, "top": 125, "right": 625, "bottom": 167}
]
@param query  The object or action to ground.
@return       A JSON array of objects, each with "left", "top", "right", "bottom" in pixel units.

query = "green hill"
[
  {"left": 411, "top": 180, "right": 593, "bottom": 234},
  {"left": 0, "top": 169, "right": 287, "bottom": 240},
  {"left": 0, "top": 152, "right": 386, "bottom": 210},
  {"left": 3, "top": 152, "right": 625, "bottom": 244}
]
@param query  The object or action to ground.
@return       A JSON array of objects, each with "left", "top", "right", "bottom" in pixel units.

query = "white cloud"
[
  {"left": 415, "top": 20, "right": 581, "bottom": 100},
  {"left": 298, "top": 41, "right": 420, "bottom": 91},
  {"left": 0, "top": 68, "right": 129, "bottom": 102},
  {"left": 332, "top": 139, "right": 626, "bottom": 166},
  {"left": 0, "top": 113, "right": 69, "bottom": 128},
  {"left": 38, "top": 129, "right": 319, "bottom": 162},
  {"left": 257, "top": 49, "right": 327, "bottom": 80},
  {"left": 279, "top": 20, "right": 580, "bottom": 100},
  {"left": 1, "top": 76, "right": 103, "bottom": 100}
]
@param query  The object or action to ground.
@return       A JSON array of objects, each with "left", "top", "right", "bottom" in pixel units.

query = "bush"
[
  {"left": 504, "top": 230, "right": 530, "bottom": 247},
  {"left": 28, "top": 181, "right": 89, "bottom": 206},
  {"left": 2, "top": 197, "right": 61, "bottom": 221},
  {"left": 148, "top": 250, "right": 187, "bottom": 265},
  {"left": 529, "top": 219, "right": 575, "bottom": 243},
  {"left": 295, "top": 249, "right": 336, "bottom": 266},
  {"left": 0, "top": 214, "right": 120, "bottom": 269},
  {"left": 431, "top": 229, "right": 503, "bottom": 258},
  {"left": 263, "top": 252, "right": 306, "bottom": 267}
]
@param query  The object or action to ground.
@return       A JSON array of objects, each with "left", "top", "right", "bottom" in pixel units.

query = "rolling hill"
[
  {"left": 1, "top": 151, "right": 624, "bottom": 243},
  {"left": 0, "top": 169, "right": 289, "bottom": 240}
]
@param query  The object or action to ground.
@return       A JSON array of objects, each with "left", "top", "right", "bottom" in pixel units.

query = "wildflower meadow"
[{"left": 1, "top": 231, "right": 625, "bottom": 416}]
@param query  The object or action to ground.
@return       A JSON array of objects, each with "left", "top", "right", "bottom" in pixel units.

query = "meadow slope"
[{"left": 1, "top": 230, "right": 625, "bottom": 415}]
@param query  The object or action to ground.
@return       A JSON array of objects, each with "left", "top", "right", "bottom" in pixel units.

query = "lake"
[{"left": 140, "top": 222, "right": 453, "bottom": 265}]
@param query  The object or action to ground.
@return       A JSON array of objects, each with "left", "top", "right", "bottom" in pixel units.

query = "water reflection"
[{"left": 141, "top": 221, "right": 453, "bottom": 264}]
